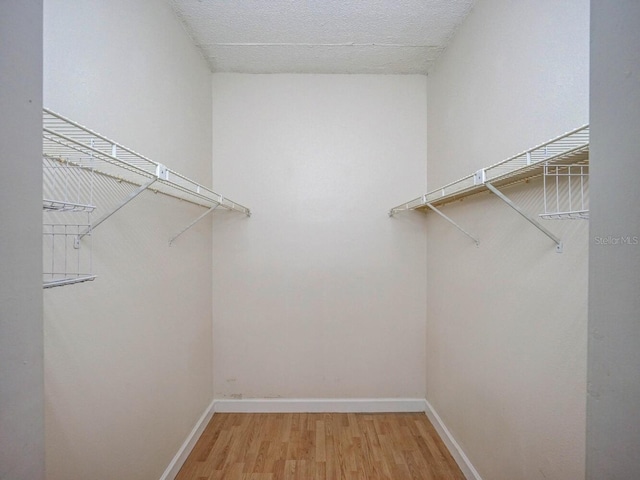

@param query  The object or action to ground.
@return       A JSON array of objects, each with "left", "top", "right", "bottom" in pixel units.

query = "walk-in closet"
[{"left": 2, "top": 1, "right": 639, "bottom": 479}]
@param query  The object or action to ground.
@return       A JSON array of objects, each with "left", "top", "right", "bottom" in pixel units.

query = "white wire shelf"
[
  {"left": 540, "top": 164, "right": 589, "bottom": 220},
  {"left": 44, "top": 275, "right": 97, "bottom": 289},
  {"left": 43, "top": 199, "right": 96, "bottom": 213},
  {"left": 43, "top": 108, "right": 251, "bottom": 215},
  {"left": 43, "top": 151, "right": 96, "bottom": 288},
  {"left": 42, "top": 108, "right": 251, "bottom": 288},
  {"left": 390, "top": 125, "right": 589, "bottom": 215},
  {"left": 42, "top": 209, "right": 95, "bottom": 288}
]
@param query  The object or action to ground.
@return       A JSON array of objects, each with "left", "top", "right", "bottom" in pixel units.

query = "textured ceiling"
[{"left": 169, "top": 0, "right": 476, "bottom": 74}]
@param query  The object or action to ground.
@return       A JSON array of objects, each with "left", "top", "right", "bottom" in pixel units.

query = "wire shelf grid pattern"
[
  {"left": 390, "top": 125, "right": 589, "bottom": 215},
  {"left": 540, "top": 164, "right": 589, "bottom": 219},
  {"left": 43, "top": 223, "right": 95, "bottom": 288},
  {"left": 43, "top": 155, "right": 96, "bottom": 288},
  {"left": 43, "top": 108, "right": 250, "bottom": 215}
]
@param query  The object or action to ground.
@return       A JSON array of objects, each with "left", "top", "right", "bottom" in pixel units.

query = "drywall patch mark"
[{"left": 224, "top": 379, "right": 242, "bottom": 399}]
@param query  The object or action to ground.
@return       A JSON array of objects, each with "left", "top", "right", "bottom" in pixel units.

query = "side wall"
[
  {"left": 0, "top": 1, "right": 45, "bottom": 479},
  {"left": 43, "top": 1, "right": 213, "bottom": 479},
  {"left": 211, "top": 74, "right": 427, "bottom": 402},
  {"left": 425, "top": 1, "right": 589, "bottom": 479},
  {"left": 587, "top": 1, "right": 640, "bottom": 478}
]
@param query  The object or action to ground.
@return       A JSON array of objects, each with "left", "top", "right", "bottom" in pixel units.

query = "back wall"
[{"left": 211, "top": 74, "right": 427, "bottom": 401}]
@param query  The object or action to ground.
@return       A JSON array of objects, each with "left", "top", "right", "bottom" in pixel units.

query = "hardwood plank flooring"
[{"left": 175, "top": 413, "right": 465, "bottom": 480}]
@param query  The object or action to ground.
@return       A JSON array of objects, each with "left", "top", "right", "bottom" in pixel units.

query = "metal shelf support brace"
[
  {"left": 169, "top": 204, "right": 219, "bottom": 246},
  {"left": 485, "top": 182, "right": 563, "bottom": 253},
  {"left": 78, "top": 175, "right": 160, "bottom": 241},
  {"left": 425, "top": 203, "right": 479, "bottom": 246}
]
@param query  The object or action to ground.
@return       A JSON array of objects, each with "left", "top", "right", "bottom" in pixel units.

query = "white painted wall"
[
  {"left": 0, "top": 2, "right": 44, "bottom": 479},
  {"left": 425, "top": 1, "right": 589, "bottom": 479},
  {"left": 587, "top": 1, "right": 640, "bottom": 477},
  {"left": 43, "top": 1, "right": 213, "bottom": 478},
  {"left": 211, "top": 74, "right": 427, "bottom": 401}
]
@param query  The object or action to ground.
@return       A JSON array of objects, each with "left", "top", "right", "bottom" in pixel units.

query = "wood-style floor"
[{"left": 176, "top": 412, "right": 465, "bottom": 480}]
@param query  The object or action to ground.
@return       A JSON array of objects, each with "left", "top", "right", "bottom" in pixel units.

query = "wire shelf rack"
[
  {"left": 389, "top": 125, "right": 589, "bottom": 215},
  {"left": 540, "top": 164, "right": 589, "bottom": 219},
  {"left": 42, "top": 224, "right": 95, "bottom": 288},
  {"left": 42, "top": 108, "right": 252, "bottom": 288},
  {"left": 43, "top": 108, "right": 251, "bottom": 215},
  {"left": 43, "top": 156, "right": 96, "bottom": 288}
]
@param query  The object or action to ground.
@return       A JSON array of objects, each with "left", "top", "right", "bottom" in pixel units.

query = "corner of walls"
[
  {"left": 426, "top": 0, "right": 589, "bottom": 188},
  {"left": 425, "top": 401, "right": 483, "bottom": 480},
  {"left": 424, "top": 71, "right": 430, "bottom": 422},
  {"left": 159, "top": 400, "right": 216, "bottom": 480}
]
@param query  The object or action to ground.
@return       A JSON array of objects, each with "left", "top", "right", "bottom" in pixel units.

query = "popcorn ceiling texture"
[{"left": 169, "top": 0, "right": 475, "bottom": 74}]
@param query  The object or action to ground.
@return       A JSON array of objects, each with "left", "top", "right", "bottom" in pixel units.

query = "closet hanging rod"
[{"left": 43, "top": 108, "right": 251, "bottom": 216}]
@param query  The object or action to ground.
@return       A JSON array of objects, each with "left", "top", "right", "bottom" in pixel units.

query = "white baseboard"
[
  {"left": 424, "top": 400, "right": 482, "bottom": 480},
  {"left": 213, "top": 397, "right": 427, "bottom": 413},
  {"left": 159, "top": 399, "right": 215, "bottom": 480}
]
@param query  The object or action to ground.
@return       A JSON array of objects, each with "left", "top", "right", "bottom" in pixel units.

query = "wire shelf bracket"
[
  {"left": 485, "top": 182, "right": 563, "bottom": 253},
  {"left": 389, "top": 195, "right": 479, "bottom": 245},
  {"left": 169, "top": 204, "right": 219, "bottom": 246},
  {"left": 78, "top": 176, "right": 158, "bottom": 240},
  {"left": 425, "top": 202, "right": 479, "bottom": 246}
]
